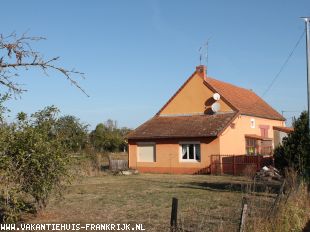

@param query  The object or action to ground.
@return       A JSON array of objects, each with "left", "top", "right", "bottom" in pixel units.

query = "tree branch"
[{"left": 0, "top": 32, "right": 89, "bottom": 97}]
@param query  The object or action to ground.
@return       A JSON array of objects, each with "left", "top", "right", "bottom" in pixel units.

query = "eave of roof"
[
  {"left": 127, "top": 112, "right": 237, "bottom": 140},
  {"left": 245, "top": 134, "right": 272, "bottom": 141},
  {"left": 273, "top": 126, "right": 294, "bottom": 133}
]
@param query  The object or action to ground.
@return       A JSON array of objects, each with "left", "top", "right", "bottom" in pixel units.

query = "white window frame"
[
  {"left": 179, "top": 141, "right": 201, "bottom": 162},
  {"left": 250, "top": 118, "right": 256, "bottom": 129},
  {"left": 137, "top": 142, "right": 156, "bottom": 163}
]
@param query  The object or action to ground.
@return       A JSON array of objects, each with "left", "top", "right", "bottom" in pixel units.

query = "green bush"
[
  {"left": 0, "top": 106, "right": 72, "bottom": 222},
  {"left": 274, "top": 111, "right": 310, "bottom": 181},
  {"left": 89, "top": 120, "right": 131, "bottom": 153},
  {"left": 56, "top": 115, "right": 89, "bottom": 152},
  {"left": 0, "top": 189, "right": 35, "bottom": 223}
]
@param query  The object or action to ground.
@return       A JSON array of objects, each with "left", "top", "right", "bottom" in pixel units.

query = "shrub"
[
  {"left": 274, "top": 111, "right": 310, "bottom": 181},
  {"left": 0, "top": 106, "right": 72, "bottom": 222}
]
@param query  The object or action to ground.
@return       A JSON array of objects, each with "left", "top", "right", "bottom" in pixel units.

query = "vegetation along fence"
[{"left": 210, "top": 154, "right": 274, "bottom": 175}]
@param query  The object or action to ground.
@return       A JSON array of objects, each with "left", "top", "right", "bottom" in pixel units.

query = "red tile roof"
[
  {"left": 204, "top": 77, "right": 285, "bottom": 121},
  {"left": 127, "top": 112, "right": 237, "bottom": 139},
  {"left": 129, "top": 67, "right": 285, "bottom": 140},
  {"left": 273, "top": 126, "right": 294, "bottom": 133}
]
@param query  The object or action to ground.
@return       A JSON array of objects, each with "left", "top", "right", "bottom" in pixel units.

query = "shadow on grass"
[
  {"left": 179, "top": 181, "right": 281, "bottom": 194},
  {"left": 126, "top": 176, "right": 181, "bottom": 187}
]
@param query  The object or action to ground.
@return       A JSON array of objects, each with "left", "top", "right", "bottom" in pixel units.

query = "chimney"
[{"left": 196, "top": 65, "right": 207, "bottom": 80}]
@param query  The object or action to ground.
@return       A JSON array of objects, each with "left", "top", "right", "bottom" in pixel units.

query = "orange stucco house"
[{"left": 127, "top": 65, "right": 287, "bottom": 174}]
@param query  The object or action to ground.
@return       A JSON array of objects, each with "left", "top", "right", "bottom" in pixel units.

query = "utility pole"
[{"left": 301, "top": 17, "right": 310, "bottom": 133}]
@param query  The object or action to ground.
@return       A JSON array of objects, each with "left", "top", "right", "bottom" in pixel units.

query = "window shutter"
[{"left": 138, "top": 144, "right": 155, "bottom": 162}]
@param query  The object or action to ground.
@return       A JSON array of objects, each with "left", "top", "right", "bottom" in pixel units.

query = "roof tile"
[
  {"left": 204, "top": 77, "right": 285, "bottom": 121},
  {"left": 273, "top": 126, "right": 294, "bottom": 133},
  {"left": 127, "top": 113, "right": 237, "bottom": 139}
]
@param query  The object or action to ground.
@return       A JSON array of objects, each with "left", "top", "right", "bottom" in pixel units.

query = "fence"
[
  {"left": 109, "top": 159, "right": 128, "bottom": 171},
  {"left": 210, "top": 154, "right": 274, "bottom": 175}
]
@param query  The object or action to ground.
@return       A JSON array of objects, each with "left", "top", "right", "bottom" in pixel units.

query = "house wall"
[
  {"left": 128, "top": 137, "right": 219, "bottom": 174},
  {"left": 159, "top": 72, "right": 232, "bottom": 115},
  {"left": 273, "top": 130, "right": 288, "bottom": 148},
  {"left": 219, "top": 115, "right": 285, "bottom": 154}
]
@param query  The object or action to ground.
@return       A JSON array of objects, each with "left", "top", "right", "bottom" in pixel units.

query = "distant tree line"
[{"left": 50, "top": 115, "right": 131, "bottom": 153}]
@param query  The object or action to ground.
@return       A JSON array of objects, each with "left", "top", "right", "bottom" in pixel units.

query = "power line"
[
  {"left": 281, "top": 110, "right": 302, "bottom": 116},
  {"left": 262, "top": 30, "right": 305, "bottom": 98}
]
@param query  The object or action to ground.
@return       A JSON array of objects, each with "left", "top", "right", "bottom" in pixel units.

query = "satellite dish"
[
  {"left": 213, "top": 93, "right": 221, "bottom": 101},
  {"left": 211, "top": 102, "right": 221, "bottom": 113}
]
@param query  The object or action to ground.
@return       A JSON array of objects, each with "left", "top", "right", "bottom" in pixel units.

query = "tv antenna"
[{"left": 199, "top": 37, "right": 212, "bottom": 71}]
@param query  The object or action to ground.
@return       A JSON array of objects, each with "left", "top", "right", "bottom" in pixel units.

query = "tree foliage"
[
  {"left": 90, "top": 120, "right": 131, "bottom": 152},
  {"left": 274, "top": 111, "right": 310, "bottom": 180},
  {"left": 56, "top": 115, "right": 89, "bottom": 152},
  {"left": 0, "top": 106, "right": 72, "bottom": 222}
]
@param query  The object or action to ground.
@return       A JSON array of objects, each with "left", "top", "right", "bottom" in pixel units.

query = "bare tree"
[{"left": 0, "top": 32, "right": 88, "bottom": 96}]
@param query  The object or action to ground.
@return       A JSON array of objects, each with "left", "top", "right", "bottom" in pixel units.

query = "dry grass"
[
  {"left": 245, "top": 172, "right": 310, "bottom": 232},
  {"left": 27, "top": 174, "right": 262, "bottom": 231}
]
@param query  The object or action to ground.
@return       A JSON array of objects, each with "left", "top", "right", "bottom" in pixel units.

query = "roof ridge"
[
  {"left": 158, "top": 112, "right": 236, "bottom": 117},
  {"left": 158, "top": 111, "right": 235, "bottom": 117},
  {"left": 204, "top": 76, "right": 254, "bottom": 93}
]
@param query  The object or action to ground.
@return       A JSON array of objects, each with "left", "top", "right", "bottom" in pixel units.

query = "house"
[{"left": 127, "top": 65, "right": 288, "bottom": 174}]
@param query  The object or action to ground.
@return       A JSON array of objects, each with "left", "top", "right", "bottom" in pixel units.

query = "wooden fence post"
[
  {"left": 239, "top": 197, "right": 248, "bottom": 232},
  {"left": 210, "top": 155, "right": 213, "bottom": 175},
  {"left": 220, "top": 155, "right": 223, "bottom": 175},
  {"left": 170, "top": 197, "right": 178, "bottom": 231},
  {"left": 233, "top": 155, "right": 236, "bottom": 175},
  {"left": 108, "top": 154, "right": 112, "bottom": 170},
  {"left": 269, "top": 180, "right": 286, "bottom": 216}
]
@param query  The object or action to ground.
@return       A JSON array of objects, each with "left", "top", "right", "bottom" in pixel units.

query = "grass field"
[{"left": 28, "top": 174, "right": 277, "bottom": 232}]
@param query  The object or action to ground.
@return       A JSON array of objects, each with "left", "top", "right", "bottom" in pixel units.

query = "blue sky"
[{"left": 1, "top": 0, "right": 309, "bottom": 129}]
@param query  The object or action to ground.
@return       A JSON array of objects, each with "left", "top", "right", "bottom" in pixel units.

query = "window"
[
  {"left": 250, "top": 118, "right": 255, "bottom": 128},
  {"left": 246, "top": 138, "right": 257, "bottom": 155},
  {"left": 260, "top": 128, "right": 268, "bottom": 138},
  {"left": 180, "top": 143, "right": 200, "bottom": 161},
  {"left": 259, "top": 125, "right": 270, "bottom": 138},
  {"left": 138, "top": 143, "right": 155, "bottom": 162}
]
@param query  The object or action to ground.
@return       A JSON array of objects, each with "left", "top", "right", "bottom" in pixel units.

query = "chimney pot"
[{"left": 196, "top": 65, "right": 207, "bottom": 80}]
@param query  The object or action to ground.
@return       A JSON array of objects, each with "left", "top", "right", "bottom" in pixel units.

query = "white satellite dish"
[
  {"left": 211, "top": 102, "right": 221, "bottom": 113},
  {"left": 213, "top": 93, "right": 221, "bottom": 101}
]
